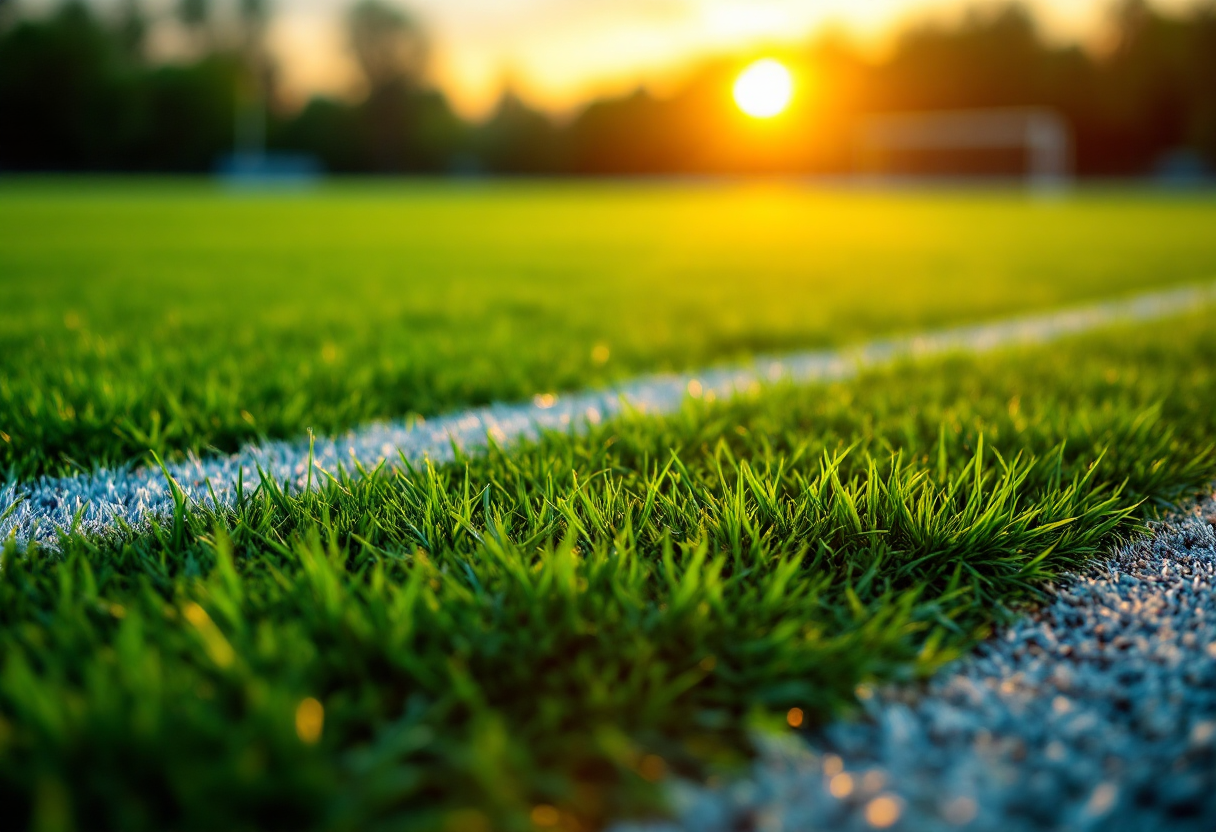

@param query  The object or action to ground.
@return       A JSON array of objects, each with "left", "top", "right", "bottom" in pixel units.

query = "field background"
[
  {"left": 5, "top": 1, "right": 1216, "bottom": 829},
  {"left": 4, "top": 182, "right": 1216, "bottom": 479}
]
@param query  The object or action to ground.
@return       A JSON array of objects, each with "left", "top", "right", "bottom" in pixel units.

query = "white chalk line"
[{"left": 3, "top": 282, "right": 1216, "bottom": 548}]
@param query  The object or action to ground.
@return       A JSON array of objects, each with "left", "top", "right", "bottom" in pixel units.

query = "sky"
[{"left": 106, "top": 0, "right": 1207, "bottom": 117}]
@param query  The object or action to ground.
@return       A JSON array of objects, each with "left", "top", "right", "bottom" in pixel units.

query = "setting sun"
[{"left": 733, "top": 59, "right": 794, "bottom": 119}]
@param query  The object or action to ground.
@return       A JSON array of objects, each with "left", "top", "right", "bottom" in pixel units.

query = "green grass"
[
  {"left": 5, "top": 183, "right": 1216, "bottom": 831},
  {"left": 3, "top": 182, "right": 1216, "bottom": 479},
  {"left": 4, "top": 308, "right": 1216, "bottom": 832}
]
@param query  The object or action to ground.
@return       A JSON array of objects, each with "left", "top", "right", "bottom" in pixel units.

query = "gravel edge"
[{"left": 615, "top": 494, "right": 1216, "bottom": 832}]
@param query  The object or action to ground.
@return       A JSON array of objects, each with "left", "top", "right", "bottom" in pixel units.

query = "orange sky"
[{"left": 176, "top": 0, "right": 1202, "bottom": 117}]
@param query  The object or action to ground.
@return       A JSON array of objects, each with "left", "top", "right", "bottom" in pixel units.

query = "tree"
[
  {"left": 116, "top": 0, "right": 147, "bottom": 57},
  {"left": 176, "top": 0, "right": 210, "bottom": 53},
  {"left": 478, "top": 89, "right": 563, "bottom": 174},
  {"left": 233, "top": 0, "right": 273, "bottom": 156},
  {"left": 177, "top": 0, "right": 209, "bottom": 35},
  {"left": 348, "top": 0, "right": 427, "bottom": 94},
  {"left": 178, "top": 0, "right": 209, "bottom": 28},
  {"left": 346, "top": 1, "right": 433, "bottom": 171},
  {"left": 239, "top": 0, "right": 270, "bottom": 28}
]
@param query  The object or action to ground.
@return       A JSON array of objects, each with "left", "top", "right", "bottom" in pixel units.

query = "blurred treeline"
[{"left": 1, "top": 0, "right": 1213, "bottom": 176}]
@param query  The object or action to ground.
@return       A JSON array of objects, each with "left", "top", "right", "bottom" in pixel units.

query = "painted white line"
[{"left": 3, "top": 282, "right": 1215, "bottom": 548}]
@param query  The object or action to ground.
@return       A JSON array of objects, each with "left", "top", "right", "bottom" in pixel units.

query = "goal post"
[{"left": 855, "top": 108, "right": 1073, "bottom": 189}]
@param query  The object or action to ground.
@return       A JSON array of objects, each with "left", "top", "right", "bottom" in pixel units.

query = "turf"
[
  {"left": 3, "top": 182, "right": 1216, "bottom": 480},
  {"left": 4, "top": 309, "right": 1216, "bottom": 832}
]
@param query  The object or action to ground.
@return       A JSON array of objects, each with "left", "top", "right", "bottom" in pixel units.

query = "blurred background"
[{"left": 0, "top": 0, "right": 1213, "bottom": 180}]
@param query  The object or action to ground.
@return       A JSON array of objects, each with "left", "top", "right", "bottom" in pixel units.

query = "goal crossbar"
[{"left": 856, "top": 107, "right": 1073, "bottom": 187}]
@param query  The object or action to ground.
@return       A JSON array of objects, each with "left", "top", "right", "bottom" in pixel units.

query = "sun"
[{"left": 733, "top": 59, "right": 794, "bottom": 119}]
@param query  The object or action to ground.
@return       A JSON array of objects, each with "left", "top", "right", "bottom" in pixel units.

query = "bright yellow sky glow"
[
  {"left": 733, "top": 60, "right": 793, "bottom": 118},
  {"left": 161, "top": 0, "right": 1150, "bottom": 117}
]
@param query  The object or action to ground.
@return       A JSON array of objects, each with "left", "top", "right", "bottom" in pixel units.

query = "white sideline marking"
[{"left": 3, "top": 283, "right": 1215, "bottom": 548}]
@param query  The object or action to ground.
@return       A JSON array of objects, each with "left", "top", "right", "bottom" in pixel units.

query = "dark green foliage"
[
  {"left": 0, "top": 3, "right": 467, "bottom": 175},
  {"left": 3, "top": 2, "right": 1216, "bottom": 174},
  {"left": 0, "top": 3, "right": 243, "bottom": 172},
  {"left": 0, "top": 3, "right": 150, "bottom": 170},
  {"left": 3, "top": 315, "right": 1215, "bottom": 830}
]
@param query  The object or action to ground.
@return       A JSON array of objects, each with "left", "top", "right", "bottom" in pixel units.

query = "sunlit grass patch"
[{"left": 3, "top": 183, "right": 1216, "bottom": 479}]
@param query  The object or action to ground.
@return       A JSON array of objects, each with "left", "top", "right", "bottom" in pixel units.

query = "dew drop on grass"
[
  {"left": 829, "top": 773, "right": 853, "bottom": 798},
  {"left": 295, "top": 697, "right": 324, "bottom": 744},
  {"left": 943, "top": 795, "right": 977, "bottom": 825},
  {"left": 530, "top": 805, "right": 560, "bottom": 827},
  {"left": 865, "top": 795, "right": 901, "bottom": 827},
  {"left": 639, "top": 754, "right": 667, "bottom": 782}
]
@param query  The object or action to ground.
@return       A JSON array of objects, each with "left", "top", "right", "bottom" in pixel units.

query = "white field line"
[{"left": 3, "top": 282, "right": 1216, "bottom": 548}]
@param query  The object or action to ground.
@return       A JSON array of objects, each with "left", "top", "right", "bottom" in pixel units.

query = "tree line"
[{"left": 1, "top": 0, "right": 1213, "bottom": 176}]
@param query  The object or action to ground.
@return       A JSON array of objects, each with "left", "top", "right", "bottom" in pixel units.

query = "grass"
[
  {"left": 3, "top": 182, "right": 1216, "bottom": 479},
  {"left": 4, "top": 305, "right": 1216, "bottom": 832}
]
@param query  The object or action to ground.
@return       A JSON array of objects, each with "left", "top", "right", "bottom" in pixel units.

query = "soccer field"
[
  {"left": 4, "top": 183, "right": 1216, "bottom": 479},
  {"left": 3, "top": 184, "right": 1216, "bottom": 831}
]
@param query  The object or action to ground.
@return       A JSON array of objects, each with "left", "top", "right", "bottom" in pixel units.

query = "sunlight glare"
[{"left": 733, "top": 59, "right": 794, "bottom": 119}]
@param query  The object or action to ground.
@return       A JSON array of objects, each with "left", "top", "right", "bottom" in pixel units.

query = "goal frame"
[{"left": 855, "top": 107, "right": 1073, "bottom": 189}]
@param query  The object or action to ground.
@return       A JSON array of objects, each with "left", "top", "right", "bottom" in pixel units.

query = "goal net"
[{"left": 855, "top": 108, "right": 1072, "bottom": 189}]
